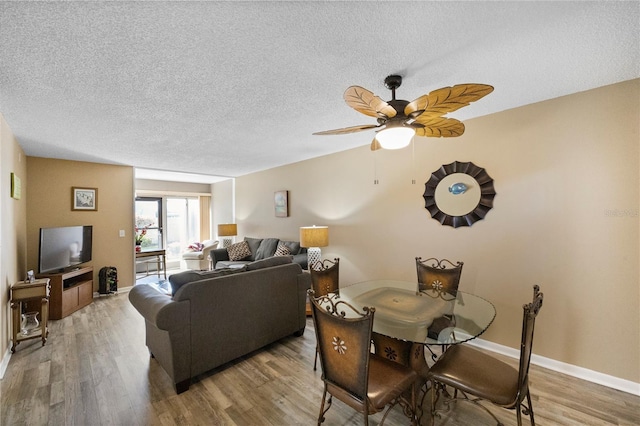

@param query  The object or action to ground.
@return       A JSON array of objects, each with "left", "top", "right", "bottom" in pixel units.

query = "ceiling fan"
[{"left": 313, "top": 75, "right": 493, "bottom": 150}]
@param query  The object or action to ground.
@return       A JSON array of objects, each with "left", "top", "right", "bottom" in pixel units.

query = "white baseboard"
[
  {"left": 468, "top": 338, "right": 640, "bottom": 396},
  {"left": 0, "top": 345, "right": 11, "bottom": 379}
]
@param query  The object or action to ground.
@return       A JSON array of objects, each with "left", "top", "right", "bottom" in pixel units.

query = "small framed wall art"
[
  {"left": 274, "top": 190, "right": 288, "bottom": 217},
  {"left": 72, "top": 187, "right": 98, "bottom": 211},
  {"left": 10, "top": 172, "right": 21, "bottom": 200}
]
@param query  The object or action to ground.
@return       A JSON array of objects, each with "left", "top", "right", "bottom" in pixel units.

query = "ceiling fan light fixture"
[{"left": 376, "top": 126, "right": 415, "bottom": 150}]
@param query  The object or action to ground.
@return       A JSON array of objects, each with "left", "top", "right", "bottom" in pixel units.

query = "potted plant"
[{"left": 134, "top": 227, "right": 147, "bottom": 252}]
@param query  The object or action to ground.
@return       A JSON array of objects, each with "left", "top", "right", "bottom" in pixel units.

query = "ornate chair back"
[
  {"left": 309, "top": 289, "right": 418, "bottom": 425},
  {"left": 309, "top": 290, "right": 375, "bottom": 417},
  {"left": 415, "top": 257, "right": 463, "bottom": 296},
  {"left": 309, "top": 258, "right": 340, "bottom": 371},
  {"left": 310, "top": 258, "right": 340, "bottom": 296}
]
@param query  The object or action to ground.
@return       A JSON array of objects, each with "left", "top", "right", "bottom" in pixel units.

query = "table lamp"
[
  {"left": 218, "top": 223, "right": 237, "bottom": 248},
  {"left": 300, "top": 226, "right": 329, "bottom": 270}
]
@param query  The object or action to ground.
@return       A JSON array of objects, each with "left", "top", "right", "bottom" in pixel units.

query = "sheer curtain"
[{"left": 199, "top": 195, "right": 211, "bottom": 242}]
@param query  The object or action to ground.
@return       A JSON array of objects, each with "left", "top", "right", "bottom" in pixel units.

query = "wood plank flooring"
[{"left": 2, "top": 289, "right": 639, "bottom": 425}]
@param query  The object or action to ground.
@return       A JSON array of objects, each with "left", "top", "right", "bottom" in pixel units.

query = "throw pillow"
[
  {"left": 274, "top": 241, "right": 291, "bottom": 256},
  {"left": 280, "top": 240, "right": 301, "bottom": 255},
  {"left": 243, "top": 237, "right": 263, "bottom": 261},
  {"left": 187, "top": 242, "right": 204, "bottom": 251},
  {"left": 255, "top": 238, "right": 279, "bottom": 260},
  {"left": 227, "top": 241, "right": 252, "bottom": 261}
]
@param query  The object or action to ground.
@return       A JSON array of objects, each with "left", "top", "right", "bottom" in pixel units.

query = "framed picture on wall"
[
  {"left": 72, "top": 187, "right": 98, "bottom": 211},
  {"left": 274, "top": 190, "right": 288, "bottom": 217},
  {"left": 10, "top": 172, "right": 21, "bottom": 200}
]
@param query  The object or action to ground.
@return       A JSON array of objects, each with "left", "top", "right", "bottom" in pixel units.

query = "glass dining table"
[
  {"left": 337, "top": 279, "right": 496, "bottom": 347},
  {"left": 312, "top": 279, "right": 496, "bottom": 422}
]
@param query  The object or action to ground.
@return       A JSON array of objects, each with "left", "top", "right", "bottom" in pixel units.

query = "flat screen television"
[{"left": 39, "top": 225, "right": 93, "bottom": 274}]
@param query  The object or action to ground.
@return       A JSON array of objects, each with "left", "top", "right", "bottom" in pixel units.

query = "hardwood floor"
[{"left": 2, "top": 290, "right": 639, "bottom": 426}]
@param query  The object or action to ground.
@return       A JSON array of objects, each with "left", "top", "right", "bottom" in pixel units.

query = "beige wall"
[
  {"left": 0, "top": 114, "right": 28, "bottom": 364},
  {"left": 135, "top": 178, "right": 212, "bottom": 196},
  {"left": 219, "top": 79, "right": 640, "bottom": 383},
  {"left": 212, "top": 178, "right": 235, "bottom": 239},
  {"left": 26, "top": 158, "right": 135, "bottom": 290}
]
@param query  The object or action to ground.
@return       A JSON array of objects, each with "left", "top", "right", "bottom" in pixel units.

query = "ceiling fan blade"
[
  {"left": 313, "top": 123, "right": 380, "bottom": 136},
  {"left": 370, "top": 138, "right": 382, "bottom": 151},
  {"left": 344, "top": 86, "right": 397, "bottom": 119},
  {"left": 405, "top": 83, "right": 494, "bottom": 117},
  {"left": 414, "top": 117, "right": 466, "bottom": 137}
]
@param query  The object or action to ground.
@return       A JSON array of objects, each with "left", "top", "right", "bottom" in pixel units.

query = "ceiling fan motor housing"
[
  {"left": 387, "top": 99, "right": 409, "bottom": 118},
  {"left": 384, "top": 75, "right": 403, "bottom": 91}
]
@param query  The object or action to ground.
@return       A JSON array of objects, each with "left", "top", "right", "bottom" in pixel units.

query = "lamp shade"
[
  {"left": 218, "top": 223, "right": 237, "bottom": 237},
  {"left": 376, "top": 126, "right": 415, "bottom": 150},
  {"left": 300, "top": 226, "right": 329, "bottom": 248}
]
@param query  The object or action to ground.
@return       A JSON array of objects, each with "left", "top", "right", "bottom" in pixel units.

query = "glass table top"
[{"left": 336, "top": 279, "right": 496, "bottom": 345}]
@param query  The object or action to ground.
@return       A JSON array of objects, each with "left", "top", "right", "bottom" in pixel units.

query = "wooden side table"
[
  {"left": 11, "top": 278, "right": 50, "bottom": 353},
  {"left": 135, "top": 249, "right": 167, "bottom": 280}
]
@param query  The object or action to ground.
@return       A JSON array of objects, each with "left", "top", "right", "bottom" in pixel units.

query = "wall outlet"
[{"left": 119, "top": 230, "right": 125, "bottom": 237}]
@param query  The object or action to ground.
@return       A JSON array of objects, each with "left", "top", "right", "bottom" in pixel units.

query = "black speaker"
[{"left": 98, "top": 266, "right": 118, "bottom": 294}]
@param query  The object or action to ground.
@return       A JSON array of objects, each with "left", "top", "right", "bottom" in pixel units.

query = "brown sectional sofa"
[{"left": 128, "top": 256, "right": 310, "bottom": 394}]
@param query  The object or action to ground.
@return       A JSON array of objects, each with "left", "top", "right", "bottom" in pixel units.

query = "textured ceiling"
[{"left": 1, "top": 1, "right": 638, "bottom": 183}]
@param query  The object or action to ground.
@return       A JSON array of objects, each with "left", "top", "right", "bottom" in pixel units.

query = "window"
[
  {"left": 135, "top": 197, "right": 162, "bottom": 251},
  {"left": 165, "top": 197, "right": 200, "bottom": 261}
]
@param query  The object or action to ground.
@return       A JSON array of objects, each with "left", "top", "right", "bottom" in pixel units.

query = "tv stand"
[{"left": 39, "top": 266, "right": 93, "bottom": 319}]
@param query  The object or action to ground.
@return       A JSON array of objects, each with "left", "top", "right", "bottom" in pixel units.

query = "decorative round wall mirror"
[{"left": 423, "top": 161, "right": 496, "bottom": 228}]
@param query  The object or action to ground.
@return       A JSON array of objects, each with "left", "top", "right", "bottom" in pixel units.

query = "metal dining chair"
[
  {"left": 371, "top": 332, "right": 430, "bottom": 421},
  {"left": 415, "top": 257, "right": 464, "bottom": 297},
  {"left": 416, "top": 257, "right": 464, "bottom": 360},
  {"left": 427, "top": 285, "right": 544, "bottom": 426},
  {"left": 308, "top": 289, "right": 418, "bottom": 426},
  {"left": 310, "top": 258, "right": 340, "bottom": 296},
  {"left": 310, "top": 258, "right": 339, "bottom": 370}
]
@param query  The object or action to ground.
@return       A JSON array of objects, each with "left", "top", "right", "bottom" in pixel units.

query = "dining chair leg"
[
  {"left": 526, "top": 389, "right": 535, "bottom": 425},
  {"left": 313, "top": 344, "right": 319, "bottom": 370},
  {"left": 429, "top": 379, "right": 437, "bottom": 426},
  {"left": 411, "top": 382, "right": 418, "bottom": 426},
  {"left": 418, "top": 380, "right": 430, "bottom": 424},
  {"left": 317, "top": 387, "right": 332, "bottom": 425}
]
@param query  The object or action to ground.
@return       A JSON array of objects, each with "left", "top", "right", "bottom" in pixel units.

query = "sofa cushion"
[
  {"left": 169, "top": 268, "right": 246, "bottom": 296},
  {"left": 215, "top": 260, "right": 251, "bottom": 269},
  {"left": 292, "top": 253, "right": 309, "bottom": 270},
  {"left": 227, "top": 241, "right": 252, "bottom": 261},
  {"left": 246, "top": 255, "right": 293, "bottom": 271},
  {"left": 243, "top": 237, "right": 263, "bottom": 261},
  {"left": 255, "top": 238, "right": 279, "bottom": 260},
  {"left": 274, "top": 241, "right": 291, "bottom": 256},
  {"left": 279, "top": 240, "right": 301, "bottom": 255}
]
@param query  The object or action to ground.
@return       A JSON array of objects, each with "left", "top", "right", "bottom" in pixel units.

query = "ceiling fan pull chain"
[
  {"left": 373, "top": 150, "right": 379, "bottom": 185},
  {"left": 411, "top": 137, "right": 416, "bottom": 185}
]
